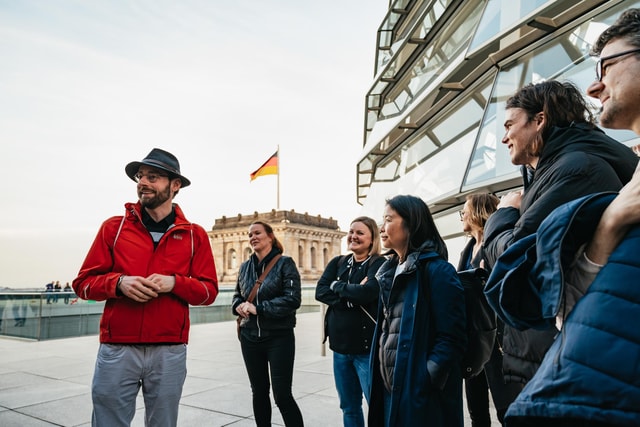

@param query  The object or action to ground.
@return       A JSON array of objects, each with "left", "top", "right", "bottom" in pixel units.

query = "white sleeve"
[{"left": 556, "top": 249, "right": 603, "bottom": 330}]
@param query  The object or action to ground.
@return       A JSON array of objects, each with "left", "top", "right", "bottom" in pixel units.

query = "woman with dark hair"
[
  {"left": 459, "top": 194, "right": 521, "bottom": 427},
  {"left": 232, "top": 221, "right": 303, "bottom": 427},
  {"left": 483, "top": 80, "right": 637, "bottom": 396},
  {"left": 368, "top": 195, "right": 467, "bottom": 427},
  {"left": 315, "top": 216, "right": 385, "bottom": 427}
]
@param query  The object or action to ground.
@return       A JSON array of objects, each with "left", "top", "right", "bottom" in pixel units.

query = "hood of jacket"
[{"left": 532, "top": 123, "right": 637, "bottom": 187}]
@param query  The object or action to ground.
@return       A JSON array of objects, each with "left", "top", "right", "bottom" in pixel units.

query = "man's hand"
[
  {"left": 586, "top": 162, "right": 640, "bottom": 264},
  {"left": 117, "top": 276, "right": 160, "bottom": 303},
  {"left": 498, "top": 190, "right": 523, "bottom": 210},
  {"left": 146, "top": 273, "right": 176, "bottom": 294}
]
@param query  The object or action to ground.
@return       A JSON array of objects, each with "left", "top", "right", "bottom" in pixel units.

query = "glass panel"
[
  {"left": 377, "top": 0, "right": 453, "bottom": 71},
  {"left": 402, "top": 133, "right": 438, "bottom": 173},
  {"left": 432, "top": 98, "right": 485, "bottom": 144},
  {"left": 364, "top": 75, "right": 492, "bottom": 205},
  {"left": 413, "top": 129, "right": 477, "bottom": 199},
  {"left": 444, "top": 235, "right": 468, "bottom": 267},
  {"left": 374, "top": 156, "right": 400, "bottom": 181},
  {"left": 367, "top": 0, "right": 485, "bottom": 140},
  {"left": 379, "top": 1, "right": 485, "bottom": 123},
  {"left": 465, "top": 1, "right": 640, "bottom": 188},
  {"left": 469, "top": 0, "right": 549, "bottom": 50}
]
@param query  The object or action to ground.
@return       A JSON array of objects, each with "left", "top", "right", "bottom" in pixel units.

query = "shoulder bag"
[{"left": 236, "top": 254, "right": 282, "bottom": 339}]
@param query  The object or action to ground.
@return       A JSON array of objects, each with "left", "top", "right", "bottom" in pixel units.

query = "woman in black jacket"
[
  {"left": 459, "top": 193, "right": 521, "bottom": 427},
  {"left": 315, "top": 216, "right": 384, "bottom": 427},
  {"left": 233, "top": 221, "right": 303, "bottom": 427}
]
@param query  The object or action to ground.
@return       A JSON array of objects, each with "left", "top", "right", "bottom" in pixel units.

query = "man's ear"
[{"left": 534, "top": 111, "right": 546, "bottom": 131}]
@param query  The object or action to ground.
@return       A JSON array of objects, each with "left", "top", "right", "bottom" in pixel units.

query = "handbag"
[
  {"left": 236, "top": 254, "right": 281, "bottom": 339},
  {"left": 457, "top": 267, "right": 497, "bottom": 378}
]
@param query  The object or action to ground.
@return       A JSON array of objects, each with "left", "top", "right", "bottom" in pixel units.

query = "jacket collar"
[{"left": 125, "top": 201, "right": 190, "bottom": 227}]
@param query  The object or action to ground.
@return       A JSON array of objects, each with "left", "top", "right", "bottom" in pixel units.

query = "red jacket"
[{"left": 73, "top": 202, "right": 218, "bottom": 344}]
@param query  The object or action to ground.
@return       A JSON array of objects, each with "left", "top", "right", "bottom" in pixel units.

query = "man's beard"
[
  {"left": 139, "top": 184, "right": 171, "bottom": 209},
  {"left": 598, "top": 102, "right": 619, "bottom": 129}
]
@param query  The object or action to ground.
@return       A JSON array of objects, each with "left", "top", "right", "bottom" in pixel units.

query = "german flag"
[{"left": 250, "top": 151, "right": 278, "bottom": 181}]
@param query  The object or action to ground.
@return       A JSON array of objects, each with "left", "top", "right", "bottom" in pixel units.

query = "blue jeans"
[{"left": 333, "top": 352, "right": 370, "bottom": 427}]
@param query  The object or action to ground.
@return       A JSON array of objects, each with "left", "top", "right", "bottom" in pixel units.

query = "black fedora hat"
[{"left": 125, "top": 148, "right": 191, "bottom": 187}]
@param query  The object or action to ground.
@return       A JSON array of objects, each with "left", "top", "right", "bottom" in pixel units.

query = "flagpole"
[{"left": 277, "top": 145, "right": 280, "bottom": 210}]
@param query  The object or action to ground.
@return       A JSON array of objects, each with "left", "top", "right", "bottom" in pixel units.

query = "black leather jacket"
[{"left": 232, "top": 249, "right": 301, "bottom": 334}]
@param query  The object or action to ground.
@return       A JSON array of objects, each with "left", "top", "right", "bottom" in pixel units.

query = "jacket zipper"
[{"left": 256, "top": 286, "right": 261, "bottom": 337}]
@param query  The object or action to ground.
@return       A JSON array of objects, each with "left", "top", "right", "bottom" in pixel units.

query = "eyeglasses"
[
  {"left": 133, "top": 172, "right": 169, "bottom": 183},
  {"left": 596, "top": 47, "right": 640, "bottom": 81}
]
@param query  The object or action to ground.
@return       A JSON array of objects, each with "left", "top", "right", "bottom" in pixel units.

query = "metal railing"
[{"left": 0, "top": 286, "right": 320, "bottom": 341}]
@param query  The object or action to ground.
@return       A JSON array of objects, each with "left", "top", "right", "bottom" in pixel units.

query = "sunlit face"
[
  {"left": 380, "top": 205, "right": 408, "bottom": 255},
  {"left": 502, "top": 108, "right": 543, "bottom": 168},
  {"left": 136, "top": 166, "right": 178, "bottom": 209},
  {"left": 587, "top": 38, "right": 640, "bottom": 133},
  {"left": 347, "top": 221, "right": 373, "bottom": 257},
  {"left": 248, "top": 223, "right": 273, "bottom": 254}
]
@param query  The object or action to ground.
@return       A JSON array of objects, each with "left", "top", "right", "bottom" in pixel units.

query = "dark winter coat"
[
  {"left": 232, "top": 248, "right": 301, "bottom": 335},
  {"left": 315, "top": 254, "right": 384, "bottom": 354},
  {"left": 482, "top": 123, "right": 637, "bottom": 383},
  {"left": 368, "top": 248, "right": 466, "bottom": 427},
  {"left": 485, "top": 192, "right": 640, "bottom": 426}
]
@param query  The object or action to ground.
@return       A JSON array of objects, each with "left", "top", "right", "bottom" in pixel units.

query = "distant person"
[
  {"left": 73, "top": 148, "right": 219, "bottom": 427},
  {"left": 63, "top": 282, "right": 72, "bottom": 304},
  {"left": 458, "top": 193, "right": 521, "bottom": 426},
  {"left": 45, "top": 281, "right": 54, "bottom": 304},
  {"left": 233, "top": 221, "right": 303, "bottom": 427},
  {"left": 368, "top": 195, "right": 466, "bottom": 427},
  {"left": 54, "top": 281, "right": 62, "bottom": 303},
  {"left": 315, "top": 216, "right": 384, "bottom": 427},
  {"left": 482, "top": 80, "right": 637, "bottom": 396}
]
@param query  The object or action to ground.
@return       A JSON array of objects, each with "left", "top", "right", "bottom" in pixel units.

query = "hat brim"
[{"left": 125, "top": 161, "right": 191, "bottom": 187}]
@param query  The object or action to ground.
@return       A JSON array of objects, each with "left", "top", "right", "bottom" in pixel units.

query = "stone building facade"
[{"left": 209, "top": 210, "right": 347, "bottom": 285}]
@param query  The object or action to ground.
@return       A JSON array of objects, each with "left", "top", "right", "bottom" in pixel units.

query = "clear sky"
[{"left": 0, "top": 0, "right": 386, "bottom": 288}]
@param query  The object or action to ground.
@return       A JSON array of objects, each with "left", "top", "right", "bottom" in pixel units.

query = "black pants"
[
  {"left": 240, "top": 329, "right": 304, "bottom": 427},
  {"left": 466, "top": 336, "right": 523, "bottom": 426},
  {"left": 465, "top": 370, "right": 491, "bottom": 427}
]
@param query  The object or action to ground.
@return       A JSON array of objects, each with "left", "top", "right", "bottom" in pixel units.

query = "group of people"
[
  {"left": 44, "top": 280, "right": 73, "bottom": 304},
  {"left": 313, "top": 8, "right": 640, "bottom": 427},
  {"left": 70, "top": 8, "right": 640, "bottom": 427}
]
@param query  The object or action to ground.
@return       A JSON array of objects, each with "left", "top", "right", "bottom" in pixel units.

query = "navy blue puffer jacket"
[{"left": 486, "top": 192, "right": 640, "bottom": 426}]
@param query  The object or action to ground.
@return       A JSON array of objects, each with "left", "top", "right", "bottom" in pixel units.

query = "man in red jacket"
[{"left": 73, "top": 148, "right": 218, "bottom": 427}]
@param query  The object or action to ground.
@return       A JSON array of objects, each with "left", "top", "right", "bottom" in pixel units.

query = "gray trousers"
[{"left": 91, "top": 343, "right": 187, "bottom": 427}]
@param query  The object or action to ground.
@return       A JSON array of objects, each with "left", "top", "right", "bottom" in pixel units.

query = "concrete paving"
[{"left": 0, "top": 311, "right": 499, "bottom": 426}]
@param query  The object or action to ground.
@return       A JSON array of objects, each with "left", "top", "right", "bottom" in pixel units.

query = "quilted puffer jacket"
[{"left": 486, "top": 192, "right": 640, "bottom": 426}]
